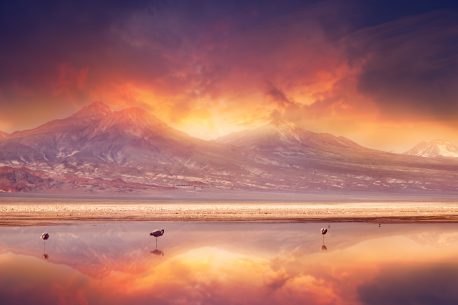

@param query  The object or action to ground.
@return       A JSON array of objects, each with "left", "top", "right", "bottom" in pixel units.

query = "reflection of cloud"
[
  {"left": 0, "top": 247, "right": 344, "bottom": 305},
  {"left": 358, "top": 263, "right": 458, "bottom": 305},
  {"left": 407, "top": 231, "right": 458, "bottom": 247},
  {"left": 122, "top": 247, "right": 343, "bottom": 305},
  {"left": 2, "top": 223, "right": 458, "bottom": 305},
  {"left": 271, "top": 275, "right": 338, "bottom": 305}
]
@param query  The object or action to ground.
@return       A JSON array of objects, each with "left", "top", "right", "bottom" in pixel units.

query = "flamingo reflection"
[
  {"left": 41, "top": 232, "right": 50, "bottom": 259},
  {"left": 151, "top": 248, "right": 165, "bottom": 256}
]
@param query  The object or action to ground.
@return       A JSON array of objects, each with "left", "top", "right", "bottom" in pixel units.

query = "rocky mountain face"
[
  {"left": 405, "top": 140, "right": 458, "bottom": 158},
  {"left": 0, "top": 166, "right": 57, "bottom": 192},
  {"left": 1, "top": 103, "right": 457, "bottom": 194}
]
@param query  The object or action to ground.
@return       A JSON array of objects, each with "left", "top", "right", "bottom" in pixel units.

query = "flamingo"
[
  {"left": 150, "top": 229, "right": 165, "bottom": 248},
  {"left": 320, "top": 227, "right": 328, "bottom": 246}
]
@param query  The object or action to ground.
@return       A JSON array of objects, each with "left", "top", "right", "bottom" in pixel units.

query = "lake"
[{"left": 1, "top": 221, "right": 458, "bottom": 305}]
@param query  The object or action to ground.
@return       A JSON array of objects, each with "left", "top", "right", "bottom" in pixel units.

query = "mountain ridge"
[{"left": 0, "top": 102, "right": 457, "bottom": 194}]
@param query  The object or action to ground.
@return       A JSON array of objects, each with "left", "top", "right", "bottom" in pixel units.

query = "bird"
[
  {"left": 320, "top": 227, "right": 328, "bottom": 245},
  {"left": 150, "top": 229, "right": 164, "bottom": 237},
  {"left": 150, "top": 229, "right": 165, "bottom": 248},
  {"left": 41, "top": 232, "right": 50, "bottom": 240}
]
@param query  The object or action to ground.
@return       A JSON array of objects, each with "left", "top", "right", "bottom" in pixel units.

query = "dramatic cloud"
[
  {"left": 347, "top": 11, "right": 458, "bottom": 121},
  {"left": 0, "top": 0, "right": 457, "bottom": 150}
]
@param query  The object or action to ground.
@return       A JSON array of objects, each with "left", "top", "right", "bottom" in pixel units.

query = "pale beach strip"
[{"left": 1, "top": 200, "right": 458, "bottom": 225}]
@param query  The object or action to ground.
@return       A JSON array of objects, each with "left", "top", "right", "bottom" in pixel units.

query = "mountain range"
[
  {"left": 0, "top": 102, "right": 457, "bottom": 195},
  {"left": 405, "top": 139, "right": 458, "bottom": 158}
]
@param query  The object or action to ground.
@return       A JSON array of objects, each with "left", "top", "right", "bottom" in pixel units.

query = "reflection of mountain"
[
  {"left": 0, "top": 226, "right": 156, "bottom": 278},
  {"left": 405, "top": 139, "right": 458, "bottom": 158},
  {"left": 1, "top": 222, "right": 458, "bottom": 282},
  {"left": 0, "top": 102, "right": 457, "bottom": 194},
  {"left": 0, "top": 222, "right": 318, "bottom": 278}
]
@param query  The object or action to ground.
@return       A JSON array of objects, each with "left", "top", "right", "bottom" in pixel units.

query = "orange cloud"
[
  {"left": 53, "top": 63, "right": 89, "bottom": 97},
  {"left": 0, "top": 2, "right": 456, "bottom": 151}
]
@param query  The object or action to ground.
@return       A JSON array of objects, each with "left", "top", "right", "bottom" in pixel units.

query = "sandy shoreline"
[{"left": 1, "top": 200, "right": 458, "bottom": 225}]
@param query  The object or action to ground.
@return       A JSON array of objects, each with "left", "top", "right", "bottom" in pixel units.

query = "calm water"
[{"left": 1, "top": 222, "right": 458, "bottom": 305}]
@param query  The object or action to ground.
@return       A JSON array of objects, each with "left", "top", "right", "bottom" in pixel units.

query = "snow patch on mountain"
[{"left": 405, "top": 139, "right": 458, "bottom": 158}]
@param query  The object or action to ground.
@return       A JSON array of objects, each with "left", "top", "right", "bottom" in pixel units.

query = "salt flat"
[{"left": 1, "top": 199, "right": 458, "bottom": 225}]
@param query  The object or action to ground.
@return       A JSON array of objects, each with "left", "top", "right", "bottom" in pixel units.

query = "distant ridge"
[{"left": 405, "top": 139, "right": 458, "bottom": 158}]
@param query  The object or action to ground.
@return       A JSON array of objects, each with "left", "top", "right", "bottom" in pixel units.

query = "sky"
[{"left": 0, "top": 0, "right": 457, "bottom": 152}]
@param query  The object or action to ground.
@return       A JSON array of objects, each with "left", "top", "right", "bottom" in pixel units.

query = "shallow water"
[{"left": 1, "top": 222, "right": 458, "bottom": 305}]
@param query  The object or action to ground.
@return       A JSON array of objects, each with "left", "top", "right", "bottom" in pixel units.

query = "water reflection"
[
  {"left": 0, "top": 222, "right": 458, "bottom": 305},
  {"left": 41, "top": 232, "right": 50, "bottom": 260},
  {"left": 150, "top": 248, "right": 164, "bottom": 256},
  {"left": 42, "top": 241, "right": 48, "bottom": 259}
]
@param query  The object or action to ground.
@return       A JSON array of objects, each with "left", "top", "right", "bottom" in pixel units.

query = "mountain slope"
[
  {"left": 221, "top": 123, "right": 458, "bottom": 192},
  {"left": 3, "top": 102, "right": 219, "bottom": 166},
  {"left": 0, "top": 102, "right": 247, "bottom": 191},
  {"left": 220, "top": 123, "right": 367, "bottom": 161},
  {"left": 0, "top": 104, "right": 457, "bottom": 194},
  {"left": 0, "top": 131, "right": 7, "bottom": 140},
  {"left": 405, "top": 139, "right": 458, "bottom": 158}
]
